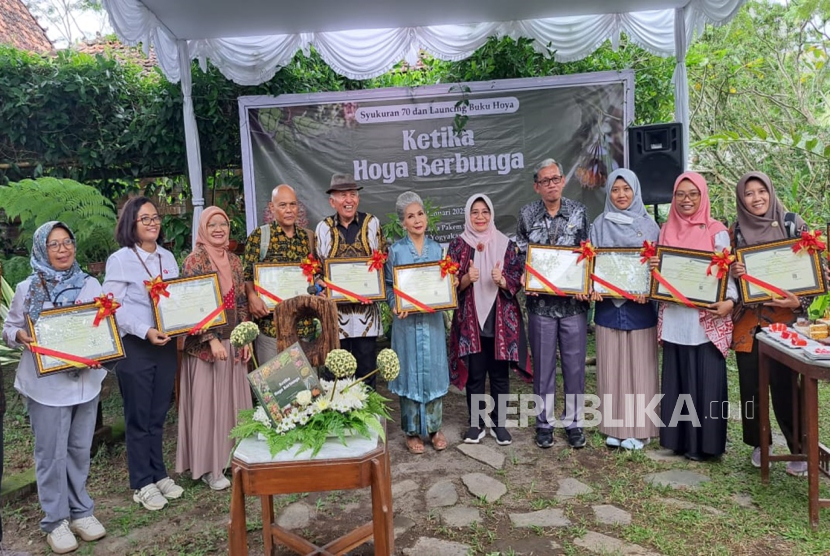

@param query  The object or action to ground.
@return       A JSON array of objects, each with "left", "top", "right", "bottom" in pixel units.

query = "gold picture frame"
[
  {"left": 523, "top": 244, "right": 590, "bottom": 296},
  {"left": 392, "top": 261, "right": 458, "bottom": 313},
  {"left": 323, "top": 257, "right": 386, "bottom": 303},
  {"left": 735, "top": 237, "right": 827, "bottom": 304},
  {"left": 27, "top": 301, "right": 125, "bottom": 376},
  {"left": 152, "top": 273, "right": 227, "bottom": 336},
  {"left": 591, "top": 248, "right": 651, "bottom": 298},
  {"left": 253, "top": 262, "right": 310, "bottom": 310},
  {"left": 649, "top": 246, "right": 728, "bottom": 307}
]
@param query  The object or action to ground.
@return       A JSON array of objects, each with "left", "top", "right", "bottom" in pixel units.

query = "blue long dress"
[{"left": 384, "top": 235, "right": 450, "bottom": 437}]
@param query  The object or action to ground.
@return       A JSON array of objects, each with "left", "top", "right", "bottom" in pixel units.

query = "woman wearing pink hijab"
[
  {"left": 176, "top": 207, "right": 252, "bottom": 490},
  {"left": 448, "top": 194, "right": 526, "bottom": 447},
  {"left": 651, "top": 172, "right": 738, "bottom": 461}
]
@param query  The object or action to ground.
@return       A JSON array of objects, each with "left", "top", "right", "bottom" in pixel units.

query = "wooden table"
[
  {"left": 227, "top": 427, "right": 393, "bottom": 556},
  {"left": 757, "top": 332, "right": 830, "bottom": 529}
]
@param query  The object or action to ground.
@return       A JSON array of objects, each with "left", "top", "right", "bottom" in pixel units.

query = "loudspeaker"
[{"left": 628, "top": 123, "right": 683, "bottom": 205}]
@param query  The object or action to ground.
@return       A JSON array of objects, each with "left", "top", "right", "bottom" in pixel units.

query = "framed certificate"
[
  {"left": 392, "top": 261, "right": 458, "bottom": 313},
  {"left": 592, "top": 248, "right": 651, "bottom": 297},
  {"left": 253, "top": 263, "right": 309, "bottom": 310},
  {"left": 735, "top": 238, "right": 827, "bottom": 303},
  {"left": 524, "top": 244, "right": 590, "bottom": 295},
  {"left": 649, "top": 246, "right": 727, "bottom": 307},
  {"left": 152, "top": 273, "right": 227, "bottom": 336},
  {"left": 324, "top": 257, "right": 386, "bottom": 303},
  {"left": 27, "top": 302, "right": 125, "bottom": 376}
]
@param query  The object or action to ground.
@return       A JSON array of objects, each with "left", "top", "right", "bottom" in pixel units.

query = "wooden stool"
[{"left": 228, "top": 427, "right": 393, "bottom": 555}]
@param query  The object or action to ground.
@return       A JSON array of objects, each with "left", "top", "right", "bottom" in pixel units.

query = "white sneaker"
[
  {"left": 155, "top": 477, "right": 184, "bottom": 499},
  {"left": 202, "top": 473, "right": 231, "bottom": 491},
  {"left": 133, "top": 484, "right": 168, "bottom": 511},
  {"left": 47, "top": 520, "right": 78, "bottom": 554},
  {"left": 69, "top": 515, "right": 106, "bottom": 542}
]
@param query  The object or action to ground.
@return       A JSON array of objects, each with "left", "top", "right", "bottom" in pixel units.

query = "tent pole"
[
  {"left": 673, "top": 7, "right": 690, "bottom": 170},
  {"left": 177, "top": 40, "right": 205, "bottom": 250}
]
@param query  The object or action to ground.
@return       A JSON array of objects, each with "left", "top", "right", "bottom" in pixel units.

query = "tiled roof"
[
  {"left": 0, "top": 0, "right": 53, "bottom": 53},
  {"left": 74, "top": 37, "right": 158, "bottom": 75}
]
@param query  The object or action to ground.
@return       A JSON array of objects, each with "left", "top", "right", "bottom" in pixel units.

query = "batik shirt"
[
  {"left": 242, "top": 223, "right": 314, "bottom": 338},
  {"left": 515, "top": 198, "right": 590, "bottom": 319},
  {"left": 315, "top": 212, "right": 386, "bottom": 339}
]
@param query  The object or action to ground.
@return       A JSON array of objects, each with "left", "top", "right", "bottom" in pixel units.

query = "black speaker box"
[{"left": 628, "top": 123, "right": 684, "bottom": 205}]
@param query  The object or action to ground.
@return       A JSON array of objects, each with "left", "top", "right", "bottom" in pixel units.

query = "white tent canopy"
[{"left": 100, "top": 0, "right": 746, "bottom": 244}]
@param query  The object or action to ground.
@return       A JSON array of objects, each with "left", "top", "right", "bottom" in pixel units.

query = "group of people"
[{"left": 0, "top": 158, "right": 813, "bottom": 555}]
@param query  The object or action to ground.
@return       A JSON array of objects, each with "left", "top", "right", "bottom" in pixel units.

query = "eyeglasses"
[
  {"left": 537, "top": 176, "right": 564, "bottom": 187},
  {"left": 46, "top": 238, "right": 75, "bottom": 252},
  {"left": 207, "top": 221, "right": 230, "bottom": 229},
  {"left": 136, "top": 215, "right": 162, "bottom": 226},
  {"left": 674, "top": 191, "right": 701, "bottom": 201}
]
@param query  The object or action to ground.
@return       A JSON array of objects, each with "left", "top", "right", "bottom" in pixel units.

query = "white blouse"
[
  {"left": 2, "top": 276, "right": 107, "bottom": 407},
  {"left": 660, "top": 231, "right": 738, "bottom": 346},
  {"left": 102, "top": 245, "right": 179, "bottom": 339}
]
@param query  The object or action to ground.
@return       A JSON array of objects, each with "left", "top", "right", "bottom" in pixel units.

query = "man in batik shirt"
[
  {"left": 244, "top": 184, "right": 315, "bottom": 363},
  {"left": 516, "top": 158, "right": 590, "bottom": 450}
]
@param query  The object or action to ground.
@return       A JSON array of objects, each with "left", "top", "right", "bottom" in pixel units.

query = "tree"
[
  {"left": 688, "top": 0, "right": 829, "bottom": 224},
  {"left": 23, "top": 0, "right": 110, "bottom": 47}
]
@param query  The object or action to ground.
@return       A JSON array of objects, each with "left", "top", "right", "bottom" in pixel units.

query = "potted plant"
[{"left": 78, "top": 227, "right": 119, "bottom": 277}]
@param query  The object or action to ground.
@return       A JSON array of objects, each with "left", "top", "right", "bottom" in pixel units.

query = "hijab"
[
  {"left": 590, "top": 169, "right": 660, "bottom": 248},
  {"left": 735, "top": 171, "right": 805, "bottom": 245},
  {"left": 195, "top": 207, "right": 233, "bottom": 295},
  {"left": 24, "top": 221, "right": 88, "bottom": 321},
  {"left": 659, "top": 171, "right": 727, "bottom": 250},
  {"left": 459, "top": 194, "right": 509, "bottom": 330}
]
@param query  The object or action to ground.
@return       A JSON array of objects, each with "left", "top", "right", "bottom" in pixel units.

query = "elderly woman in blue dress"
[{"left": 384, "top": 191, "right": 450, "bottom": 454}]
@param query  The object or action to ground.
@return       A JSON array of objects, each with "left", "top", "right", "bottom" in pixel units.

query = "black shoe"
[
  {"left": 684, "top": 452, "right": 705, "bottom": 462},
  {"left": 490, "top": 427, "right": 512, "bottom": 446},
  {"left": 463, "top": 427, "right": 486, "bottom": 444},
  {"left": 535, "top": 428, "right": 554, "bottom": 449},
  {"left": 567, "top": 428, "right": 587, "bottom": 449}
]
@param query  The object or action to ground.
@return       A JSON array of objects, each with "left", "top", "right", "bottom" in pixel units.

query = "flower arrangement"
[
  {"left": 230, "top": 346, "right": 402, "bottom": 457},
  {"left": 230, "top": 321, "right": 260, "bottom": 367},
  {"left": 231, "top": 377, "right": 391, "bottom": 457}
]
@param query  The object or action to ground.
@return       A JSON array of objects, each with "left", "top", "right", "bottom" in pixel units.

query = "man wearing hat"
[{"left": 315, "top": 173, "right": 386, "bottom": 388}]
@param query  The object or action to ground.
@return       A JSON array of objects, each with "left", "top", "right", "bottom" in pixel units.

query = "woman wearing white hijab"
[{"left": 589, "top": 169, "right": 661, "bottom": 450}]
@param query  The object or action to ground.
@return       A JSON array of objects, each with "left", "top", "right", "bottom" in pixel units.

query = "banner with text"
[{"left": 240, "top": 71, "right": 634, "bottom": 242}]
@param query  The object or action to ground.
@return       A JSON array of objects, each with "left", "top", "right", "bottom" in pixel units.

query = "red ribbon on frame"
[
  {"left": 323, "top": 279, "right": 372, "bottom": 304},
  {"left": 189, "top": 289, "right": 234, "bottom": 336},
  {"left": 392, "top": 287, "right": 436, "bottom": 313},
  {"left": 254, "top": 283, "right": 283, "bottom": 305},
  {"left": 438, "top": 255, "right": 460, "bottom": 278},
  {"left": 707, "top": 248, "right": 735, "bottom": 279},
  {"left": 299, "top": 254, "right": 322, "bottom": 283},
  {"left": 525, "top": 264, "right": 566, "bottom": 296},
  {"left": 792, "top": 230, "right": 826, "bottom": 256},
  {"left": 640, "top": 241, "right": 657, "bottom": 264},
  {"left": 92, "top": 293, "right": 120, "bottom": 327},
  {"left": 650, "top": 269, "right": 696, "bottom": 308},
  {"left": 144, "top": 276, "right": 170, "bottom": 305},
  {"left": 740, "top": 274, "right": 789, "bottom": 299},
  {"left": 367, "top": 250, "right": 387, "bottom": 272},
  {"left": 30, "top": 342, "right": 99, "bottom": 369},
  {"left": 573, "top": 240, "right": 597, "bottom": 264},
  {"left": 589, "top": 274, "right": 638, "bottom": 302}
]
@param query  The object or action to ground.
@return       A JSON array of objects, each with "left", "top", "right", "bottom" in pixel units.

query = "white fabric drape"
[
  {"left": 673, "top": 7, "right": 690, "bottom": 170},
  {"left": 103, "top": 0, "right": 746, "bottom": 85},
  {"left": 176, "top": 41, "right": 204, "bottom": 248}
]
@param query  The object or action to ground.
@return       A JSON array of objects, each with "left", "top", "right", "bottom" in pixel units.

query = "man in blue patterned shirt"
[{"left": 516, "top": 158, "right": 590, "bottom": 450}]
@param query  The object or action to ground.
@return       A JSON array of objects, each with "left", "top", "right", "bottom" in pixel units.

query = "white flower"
[
  {"left": 295, "top": 390, "right": 312, "bottom": 407},
  {"left": 252, "top": 406, "right": 272, "bottom": 428},
  {"left": 314, "top": 398, "right": 331, "bottom": 412}
]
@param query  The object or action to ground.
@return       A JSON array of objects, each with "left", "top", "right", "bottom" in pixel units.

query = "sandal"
[
  {"left": 430, "top": 431, "right": 448, "bottom": 451},
  {"left": 405, "top": 435, "right": 425, "bottom": 454}
]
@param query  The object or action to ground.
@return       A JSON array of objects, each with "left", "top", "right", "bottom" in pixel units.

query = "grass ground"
[{"left": 2, "top": 334, "right": 830, "bottom": 555}]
